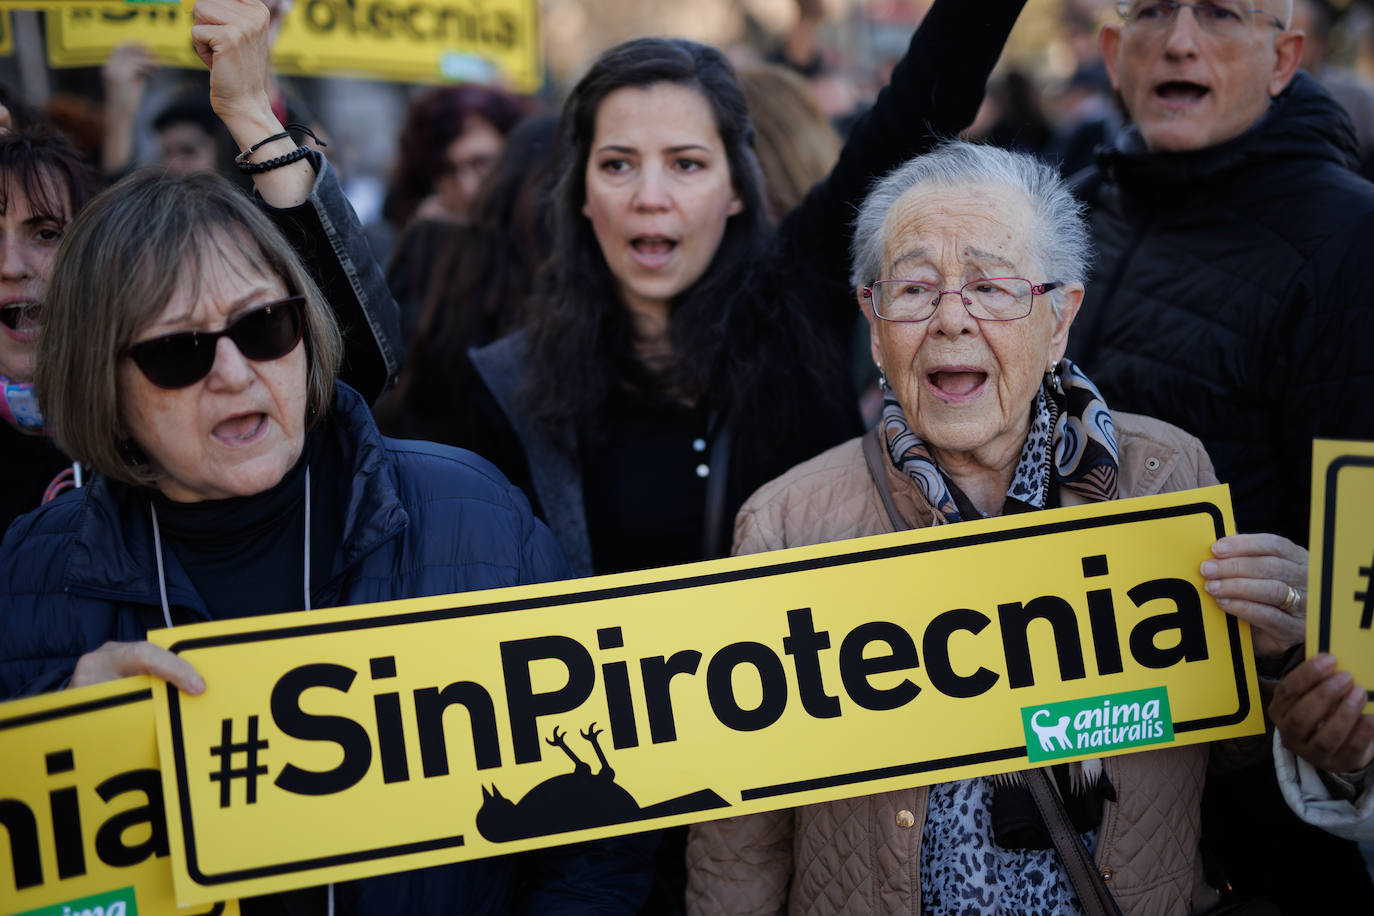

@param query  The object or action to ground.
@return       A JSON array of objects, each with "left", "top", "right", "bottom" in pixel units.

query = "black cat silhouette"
[{"left": 475, "top": 723, "right": 729, "bottom": 842}]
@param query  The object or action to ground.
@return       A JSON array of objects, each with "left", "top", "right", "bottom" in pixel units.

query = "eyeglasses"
[
  {"left": 1115, "top": 1, "right": 1285, "bottom": 35},
  {"left": 126, "top": 296, "right": 305, "bottom": 389},
  {"left": 862, "top": 278, "right": 1059, "bottom": 322}
]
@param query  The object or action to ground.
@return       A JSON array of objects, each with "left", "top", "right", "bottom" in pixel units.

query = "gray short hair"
[
  {"left": 850, "top": 141, "right": 1092, "bottom": 317},
  {"left": 37, "top": 168, "right": 343, "bottom": 488}
]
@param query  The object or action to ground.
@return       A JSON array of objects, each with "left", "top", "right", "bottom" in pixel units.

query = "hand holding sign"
[
  {"left": 1272, "top": 653, "right": 1374, "bottom": 775},
  {"left": 72, "top": 639, "right": 206, "bottom": 695},
  {"left": 1201, "top": 533, "right": 1307, "bottom": 661}
]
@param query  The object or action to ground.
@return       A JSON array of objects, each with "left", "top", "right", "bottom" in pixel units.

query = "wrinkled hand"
[
  {"left": 191, "top": 0, "right": 273, "bottom": 123},
  {"left": 71, "top": 641, "right": 205, "bottom": 694},
  {"left": 102, "top": 42, "right": 158, "bottom": 104},
  {"left": 1272, "top": 654, "right": 1374, "bottom": 775},
  {"left": 1200, "top": 533, "right": 1307, "bottom": 660}
]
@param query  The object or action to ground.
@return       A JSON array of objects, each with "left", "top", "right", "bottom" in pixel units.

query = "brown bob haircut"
[{"left": 36, "top": 168, "right": 343, "bottom": 488}]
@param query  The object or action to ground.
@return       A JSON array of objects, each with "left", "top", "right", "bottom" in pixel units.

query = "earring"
[
  {"left": 876, "top": 363, "right": 889, "bottom": 390},
  {"left": 1045, "top": 360, "right": 1064, "bottom": 398}
]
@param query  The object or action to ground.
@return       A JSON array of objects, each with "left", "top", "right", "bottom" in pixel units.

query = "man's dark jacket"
[
  {"left": 1068, "top": 72, "right": 1374, "bottom": 544},
  {"left": 0, "top": 383, "right": 650, "bottom": 914}
]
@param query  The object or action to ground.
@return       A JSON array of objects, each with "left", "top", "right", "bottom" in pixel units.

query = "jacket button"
[
  {"left": 1100, "top": 868, "right": 1113, "bottom": 882},
  {"left": 1145, "top": 457, "right": 1160, "bottom": 471},
  {"left": 895, "top": 809, "right": 915, "bottom": 828}
]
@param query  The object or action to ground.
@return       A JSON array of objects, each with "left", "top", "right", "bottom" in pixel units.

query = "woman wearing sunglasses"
[
  {"left": 0, "top": 0, "right": 397, "bottom": 535},
  {"left": 0, "top": 1, "right": 653, "bottom": 910},
  {"left": 2, "top": 163, "right": 645, "bottom": 915}
]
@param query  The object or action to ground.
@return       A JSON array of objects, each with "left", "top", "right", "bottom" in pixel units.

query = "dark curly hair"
[{"left": 383, "top": 85, "right": 531, "bottom": 229}]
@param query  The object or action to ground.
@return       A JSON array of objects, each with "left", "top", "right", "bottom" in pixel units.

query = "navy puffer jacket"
[
  {"left": 0, "top": 382, "right": 651, "bottom": 913},
  {"left": 1067, "top": 72, "right": 1374, "bottom": 544}
]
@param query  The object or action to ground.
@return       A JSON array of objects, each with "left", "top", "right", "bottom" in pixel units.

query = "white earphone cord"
[{"left": 149, "top": 468, "right": 327, "bottom": 911}]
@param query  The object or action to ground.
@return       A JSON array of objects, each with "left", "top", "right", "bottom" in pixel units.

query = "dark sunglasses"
[{"left": 126, "top": 296, "right": 305, "bottom": 390}]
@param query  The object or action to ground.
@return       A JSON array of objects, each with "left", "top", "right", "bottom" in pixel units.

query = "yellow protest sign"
[
  {"left": 1308, "top": 439, "right": 1374, "bottom": 712},
  {"left": 0, "top": 678, "right": 237, "bottom": 916},
  {"left": 45, "top": 0, "right": 541, "bottom": 91},
  {"left": 0, "top": 13, "right": 11, "bottom": 55},
  {"left": 0, "top": 1, "right": 175, "bottom": 10},
  {"left": 45, "top": 5, "right": 202, "bottom": 69},
  {"left": 271, "top": 0, "right": 541, "bottom": 90},
  {"left": 148, "top": 485, "right": 1260, "bottom": 904}
]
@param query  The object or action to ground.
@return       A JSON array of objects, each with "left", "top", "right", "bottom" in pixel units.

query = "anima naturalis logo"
[
  {"left": 1021, "top": 687, "right": 1174, "bottom": 763},
  {"left": 12, "top": 885, "right": 136, "bottom": 916}
]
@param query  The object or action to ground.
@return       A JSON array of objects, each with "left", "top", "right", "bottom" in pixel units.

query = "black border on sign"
[
  {"left": 0, "top": 686, "right": 228, "bottom": 916},
  {"left": 1317, "top": 455, "right": 1374, "bottom": 706},
  {"left": 164, "top": 499, "right": 1246, "bottom": 887}
]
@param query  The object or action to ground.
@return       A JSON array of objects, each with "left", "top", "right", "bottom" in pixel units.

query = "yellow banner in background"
[
  {"left": 44, "top": 0, "right": 542, "bottom": 91},
  {"left": 1308, "top": 439, "right": 1374, "bottom": 712},
  {"left": 0, "top": 679, "right": 237, "bottom": 916},
  {"left": 272, "top": 0, "right": 541, "bottom": 91},
  {"left": 147, "top": 485, "right": 1260, "bottom": 904},
  {"left": 0, "top": 13, "right": 11, "bottom": 55},
  {"left": 45, "top": 4, "right": 201, "bottom": 69},
  {"left": 0, "top": 1, "right": 175, "bottom": 10}
]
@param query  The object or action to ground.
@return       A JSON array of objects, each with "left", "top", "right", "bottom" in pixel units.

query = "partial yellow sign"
[
  {"left": 149, "top": 486, "right": 1260, "bottom": 904},
  {"left": 45, "top": 5, "right": 201, "bottom": 69},
  {"left": 0, "top": 1, "right": 175, "bottom": 10},
  {"left": 0, "top": 13, "right": 11, "bottom": 55},
  {"left": 1308, "top": 439, "right": 1374, "bottom": 712},
  {"left": 272, "top": 0, "right": 541, "bottom": 90},
  {"left": 45, "top": 0, "right": 541, "bottom": 91},
  {"left": 0, "top": 678, "right": 237, "bottom": 916}
]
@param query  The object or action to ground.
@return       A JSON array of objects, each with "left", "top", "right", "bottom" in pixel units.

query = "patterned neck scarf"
[
  {"left": 879, "top": 357, "right": 1118, "bottom": 521},
  {"left": 881, "top": 358, "right": 1122, "bottom": 884},
  {"left": 0, "top": 373, "right": 44, "bottom": 433}
]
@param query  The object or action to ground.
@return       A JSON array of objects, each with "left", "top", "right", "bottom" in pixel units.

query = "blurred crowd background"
[{"left": 6, "top": 0, "right": 1374, "bottom": 267}]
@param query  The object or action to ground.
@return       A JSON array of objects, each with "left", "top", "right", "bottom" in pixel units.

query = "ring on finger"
[{"left": 1279, "top": 584, "right": 1301, "bottom": 614}]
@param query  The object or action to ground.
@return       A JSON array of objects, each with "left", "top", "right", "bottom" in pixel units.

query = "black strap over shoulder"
[
  {"left": 1025, "top": 768, "right": 1124, "bottom": 916},
  {"left": 861, "top": 426, "right": 1123, "bottom": 916},
  {"left": 861, "top": 427, "right": 908, "bottom": 533}
]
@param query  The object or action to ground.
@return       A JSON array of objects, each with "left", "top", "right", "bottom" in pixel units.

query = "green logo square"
[
  {"left": 11, "top": 886, "right": 137, "bottom": 916},
  {"left": 1021, "top": 687, "right": 1174, "bottom": 763}
]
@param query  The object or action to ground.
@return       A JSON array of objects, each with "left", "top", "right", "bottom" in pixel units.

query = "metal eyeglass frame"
[
  {"left": 1114, "top": 0, "right": 1286, "bottom": 32},
  {"left": 861, "top": 278, "right": 1060, "bottom": 323}
]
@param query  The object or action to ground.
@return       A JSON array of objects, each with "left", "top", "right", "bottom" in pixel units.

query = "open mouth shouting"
[
  {"left": 629, "top": 235, "right": 679, "bottom": 269},
  {"left": 927, "top": 366, "right": 989, "bottom": 403},
  {"left": 1153, "top": 80, "right": 1210, "bottom": 109},
  {"left": 0, "top": 301, "right": 41, "bottom": 342},
  {"left": 211, "top": 412, "right": 270, "bottom": 448}
]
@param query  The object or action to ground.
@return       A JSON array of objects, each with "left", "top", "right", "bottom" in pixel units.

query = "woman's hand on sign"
[
  {"left": 1272, "top": 653, "right": 1374, "bottom": 775},
  {"left": 71, "top": 641, "right": 205, "bottom": 695},
  {"left": 1200, "top": 533, "right": 1307, "bottom": 661}
]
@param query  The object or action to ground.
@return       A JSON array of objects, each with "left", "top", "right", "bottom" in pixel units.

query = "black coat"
[
  {"left": 465, "top": 0, "right": 1029, "bottom": 577},
  {"left": 0, "top": 383, "right": 651, "bottom": 913},
  {"left": 1067, "top": 72, "right": 1374, "bottom": 544}
]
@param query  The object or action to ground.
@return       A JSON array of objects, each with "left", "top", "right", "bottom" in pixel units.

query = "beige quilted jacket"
[{"left": 687, "top": 412, "right": 1223, "bottom": 916}]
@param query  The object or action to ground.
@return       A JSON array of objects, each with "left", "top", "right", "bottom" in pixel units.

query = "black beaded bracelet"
[
  {"left": 233, "top": 123, "right": 326, "bottom": 174},
  {"left": 236, "top": 144, "right": 311, "bottom": 174}
]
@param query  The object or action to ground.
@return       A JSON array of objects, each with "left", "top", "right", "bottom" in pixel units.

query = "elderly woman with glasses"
[{"left": 685, "top": 142, "right": 1309, "bottom": 916}]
